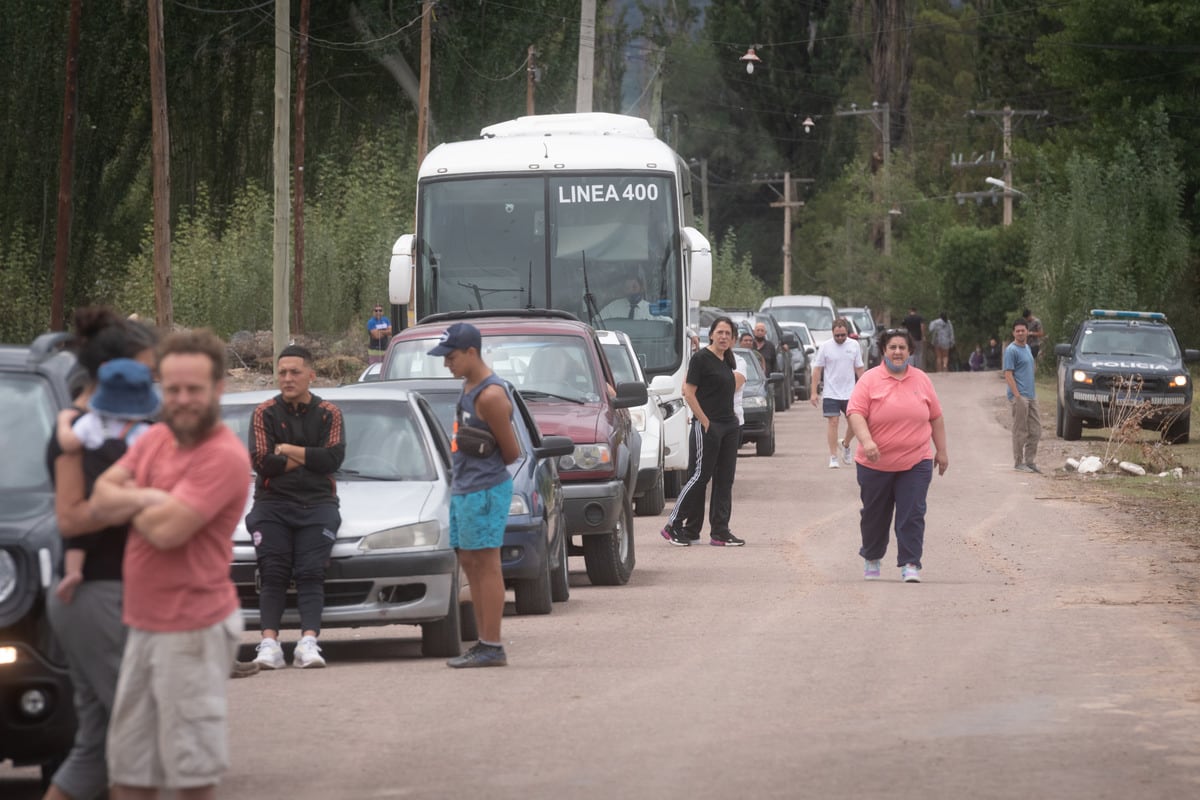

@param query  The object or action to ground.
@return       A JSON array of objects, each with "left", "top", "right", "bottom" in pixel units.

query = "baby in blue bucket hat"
[{"left": 54, "top": 358, "right": 161, "bottom": 602}]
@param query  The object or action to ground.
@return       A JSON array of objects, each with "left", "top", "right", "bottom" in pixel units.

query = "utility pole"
[
  {"left": 575, "top": 0, "right": 595, "bottom": 112},
  {"left": 526, "top": 45, "right": 537, "bottom": 115},
  {"left": 699, "top": 158, "right": 709, "bottom": 237},
  {"left": 754, "top": 172, "right": 812, "bottom": 295},
  {"left": 416, "top": 0, "right": 432, "bottom": 165},
  {"left": 147, "top": 0, "right": 173, "bottom": 330},
  {"left": 292, "top": 0, "right": 310, "bottom": 333},
  {"left": 271, "top": 0, "right": 290, "bottom": 360},
  {"left": 833, "top": 103, "right": 890, "bottom": 254},
  {"left": 956, "top": 106, "right": 1047, "bottom": 226},
  {"left": 51, "top": 0, "right": 81, "bottom": 331}
]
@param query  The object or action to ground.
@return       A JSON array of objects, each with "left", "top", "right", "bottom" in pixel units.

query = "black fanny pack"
[{"left": 455, "top": 408, "right": 497, "bottom": 458}]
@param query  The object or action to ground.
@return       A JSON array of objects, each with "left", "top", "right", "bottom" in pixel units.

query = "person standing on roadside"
[
  {"left": 248, "top": 345, "right": 345, "bottom": 670},
  {"left": 90, "top": 329, "right": 250, "bottom": 800},
  {"left": 1004, "top": 319, "right": 1041, "bottom": 473},
  {"left": 662, "top": 316, "right": 745, "bottom": 547},
  {"left": 751, "top": 321, "right": 777, "bottom": 377},
  {"left": 429, "top": 323, "right": 521, "bottom": 668},
  {"left": 1023, "top": 308, "right": 1044, "bottom": 360},
  {"left": 902, "top": 306, "right": 926, "bottom": 368},
  {"left": 928, "top": 312, "right": 955, "bottom": 372},
  {"left": 848, "top": 328, "right": 948, "bottom": 583},
  {"left": 984, "top": 336, "right": 1004, "bottom": 371},
  {"left": 367, "top": 304, "right": 392, "bottom": 365},
  {"left": 811, "top": 318, "right": 865, "bottom": 469},
  {"left": 43, "top": 308, "right": 158, "bottom": 800}
]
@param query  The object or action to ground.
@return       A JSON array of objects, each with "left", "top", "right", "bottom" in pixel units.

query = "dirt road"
[{"left": 4, "top": 371, "right": 1197, "bottom": 798}]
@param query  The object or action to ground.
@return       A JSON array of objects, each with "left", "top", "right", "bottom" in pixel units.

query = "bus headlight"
[{"left": 358, "top": 522, "right": 441, "bottom": 551}]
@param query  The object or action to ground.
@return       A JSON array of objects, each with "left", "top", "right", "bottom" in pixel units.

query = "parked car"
[
  {"left": 357, "top": 361, "right": 382, "bottom": 382},
  {"left": 385, "top": 310, "right": 647, "bottom": 586},
  {"left": 840, "top": 306, "right": 880, "bottom": 367},
  {"left": 221, "top": 385, "right": 482, "bottom": 657},
  {"left": 733, "top": 347, "right": 781, "bottom": 456},
  {"left": 341, "top": 378, "right": 574, "bottom": 613},
  {"left": 725, "top": 309, "right": 798, "bottom": 409},
  {"left": 0, "top": 333, "right": 88, "bottom": 783},
  {"left": 1054, "top": 309, "right": 1199, "bottom": 443},
  {"left": 761, "top": 295, "right": 839, "bottom": 346},
  {"left": 596, "top": 329, "right": 666, "bottom": 516}
]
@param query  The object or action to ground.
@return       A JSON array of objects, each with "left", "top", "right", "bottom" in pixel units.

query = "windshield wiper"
[
  {"left": 334, "top": 468, "right": 394, "bottom": 481},
  {"left": 519, "top": 389, "right": 586, "bottom": 404}
]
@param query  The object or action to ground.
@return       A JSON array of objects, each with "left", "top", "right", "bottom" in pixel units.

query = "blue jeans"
[{"left": 856, "top": 459, "right": 932, "bottom": 568}]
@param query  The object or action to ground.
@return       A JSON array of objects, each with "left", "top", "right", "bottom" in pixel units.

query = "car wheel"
[
  {"left": 635, "top": 467, "right": 665, "bottom": 516},
  {"left": 756, "top": 425, "right": 776, "bottom": 457},
  {"left": 514, "top": 527, "right": 553, "bottom": 615},
  {"left": 550, "top": 527, "right": 570, "bottom": 603},
  {"left": 1164, "top": 413, "right": 1190, "bottom": 444},
  {"left": 582, "top": 486, "right": 635, "bottom": 586},
  {"left": 663, "top": 469, "right": 683, "bottom": 499},
  {"left": 421, "top": 570, "right": 464, "bottom": 658},
  {"left": 1062, "top": 406, "right": 1083, "bottom": 441}
]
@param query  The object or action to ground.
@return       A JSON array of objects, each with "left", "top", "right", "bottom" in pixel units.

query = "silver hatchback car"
[{"left": 220, "top": 385, "right": 469, "bottom": 658}]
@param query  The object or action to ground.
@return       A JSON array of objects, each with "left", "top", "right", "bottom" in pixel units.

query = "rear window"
[{"left": 769, "top": 306, "right": 834, "bottom": 331}]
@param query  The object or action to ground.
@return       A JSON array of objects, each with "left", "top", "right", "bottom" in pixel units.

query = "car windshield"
[
  {"left": 0, "top": 373, "right": 56, "bottom": 492},
  {"left": 769, "top": 306, "right": 832, "bottom": 331},
  {"left": 221, "top": 399, "right": 436, "bottom": 481},
  {"left": 601, "top": 342, "right": 639, "bottom": 384},
  {"left": 843, "top": 310, "right": 875, "bottom": 334},
  {"left": 387, "top": 335, "right": 603, "bottom": 402},
  {"left": 734, "top": 349, "right": 765, "bottom": 381},
  {"left": 1079, "top": 326, "right": 1180, "bottom": 359}
]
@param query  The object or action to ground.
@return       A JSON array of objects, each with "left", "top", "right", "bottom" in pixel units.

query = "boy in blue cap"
[{"left": 54, "top": 357, "right": 161, "bottom": 602}]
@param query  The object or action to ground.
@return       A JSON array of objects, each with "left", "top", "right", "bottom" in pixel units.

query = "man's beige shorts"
[{"left": 107, "top": 611, "right": 243, "bottom": 789}]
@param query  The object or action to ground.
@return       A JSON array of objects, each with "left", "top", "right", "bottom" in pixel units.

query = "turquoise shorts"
[{"left": 450, "top": 478, "right": 513, "bottom": 550}]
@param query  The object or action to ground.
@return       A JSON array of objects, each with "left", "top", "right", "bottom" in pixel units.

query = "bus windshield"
[{"left": 418, "top": 174, "right": 682, "bottom": 376}]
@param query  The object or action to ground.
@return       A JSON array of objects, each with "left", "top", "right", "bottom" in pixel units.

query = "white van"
[{"left": 760, "top": 295, "right": 839, "bottom": 346}]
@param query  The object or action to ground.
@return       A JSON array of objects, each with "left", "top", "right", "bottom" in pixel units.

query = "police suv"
[{"left": 1053, "top": 310, "right": 1199, "bottom": 443}]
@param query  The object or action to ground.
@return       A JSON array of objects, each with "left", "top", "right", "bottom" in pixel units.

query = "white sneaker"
[
  {"left": 293, "top": 636, "right": 326, "bottom": 669},
  {"left": 841, "top": 443, "right": 854, "bottom": 465},
  {"left": 254, "top": 638, "right": 285, "bottom": 670},
  {"left": 902, "top": 564, "right": 922, "bottom": 583},
  {"left": 828, "top": 456, "right": 840, "bottom": 469}
]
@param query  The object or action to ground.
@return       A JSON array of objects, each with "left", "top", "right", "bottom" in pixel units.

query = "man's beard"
[
  {"left": 755, "top": 335, "right": 765, "bottom": 343},
  {"left": 165, "top": 400, "right": 220, "bottom": 445}
]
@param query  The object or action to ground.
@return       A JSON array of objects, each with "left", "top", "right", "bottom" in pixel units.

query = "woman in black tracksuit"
[{"left": 661, "top": 316, "right": 746, "bottom": 547}]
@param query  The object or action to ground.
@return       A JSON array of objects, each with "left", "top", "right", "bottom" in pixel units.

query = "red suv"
[{"left": 384, "top": 311, "right": 647, "bottom": 585}]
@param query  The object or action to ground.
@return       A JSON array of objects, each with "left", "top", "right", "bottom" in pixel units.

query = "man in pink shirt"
[
  {"left": 91, "top": 329, "right": 250, "bottom": 800},
  {"left": 847, "top": 328, "right": 948, "bottom": 583}
]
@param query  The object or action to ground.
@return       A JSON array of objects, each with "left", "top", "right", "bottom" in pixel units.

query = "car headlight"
[
  {"left": 357, "top": 522, "right": 441, "bottom": 552},
  {"left": 743, "top": 395, "right": 768, "bottom": 408},
  {"left": 509, "top": 494, "right": 530, "bottom": 516},
  {"left": 659, "top": 398, "right": 685, "bottom": 418},
  {"left": 0, "top": 550, "right": 17, "bottom": 605},
  {"left": 1169, "top": 374, "right": 1188, "bottom": 388},
  {"left": 628, "top": 407, "right": 648, "bottom": 432},
  {"left": 559, "top": 444, "right": 612, "bottom": 471},
  {"left": 1071, "top": 369, "right": 1092, "bottom": 384}
]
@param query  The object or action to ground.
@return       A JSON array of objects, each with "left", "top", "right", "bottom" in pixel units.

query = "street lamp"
[
  {"left": 739, "top": 46, "right": 762, "bottom": 74},
  {"left": 985, "top": 176, "right": 1025, "bottom": 196}
]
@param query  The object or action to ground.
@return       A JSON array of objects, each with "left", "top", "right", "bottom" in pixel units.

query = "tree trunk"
[{"left": 51, "top": 0, "right": 82, "bottom": 331}]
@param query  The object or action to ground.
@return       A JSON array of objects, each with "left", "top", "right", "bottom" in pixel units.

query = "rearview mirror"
[
  {"left": 534, "top": 435, "right": 575, "bottom": 459},
  {"left": 613, "top": 381, "right": 649, "bottom": 409}
]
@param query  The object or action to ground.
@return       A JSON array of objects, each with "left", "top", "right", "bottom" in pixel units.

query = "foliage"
[
  {"left": 709, "top": 229, "right": 767, "bottom": 310},
  {"left": 0, "top": 229, "right": 47, "bottom": 342},
  {"left": 1026, "top": 110, "right": 1191, "bottom": 350},
  {"left": 932, "top": 224, "right": 1024, "bottom": 349}
]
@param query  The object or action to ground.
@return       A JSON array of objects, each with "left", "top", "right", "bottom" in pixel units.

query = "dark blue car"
[{"left": 345, "top": 378, "right": 574, "bottom": 614}]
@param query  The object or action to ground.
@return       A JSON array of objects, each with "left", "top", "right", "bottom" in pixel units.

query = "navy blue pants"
[
  {"left": 668, "top": 418, "right": 739, "bottom": 538},
  {"left": 247, "top": 501, "right": 340, "bottom": 635},
  {"left": 856, "top": 460, "right": 932, "bottom": 568}
]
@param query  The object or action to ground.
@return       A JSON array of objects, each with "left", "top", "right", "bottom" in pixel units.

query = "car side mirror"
[
  {"left": 781, "top": 332, "right": 799, "bottom": 349},
  {"left": 767, "top": 372, "right": 784, "bottom": 385},
  {"left": 1053, "top": 343, "right": 1072, "bottom": 357},
  {"left": 804, "top": 345, "right": 815, "bottom": 356},
  {"left": 613, "top": 381, "right": 649, "bottom": 409},
  {"left": 1184, "top": 349, "right": 1200, "bottom": 363},
  {"left": 534, "top": 435, "right": 575, "bottom": 459}
]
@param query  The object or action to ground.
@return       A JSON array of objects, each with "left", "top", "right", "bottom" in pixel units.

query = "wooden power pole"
[
  {"left": 147, "top": 0, "right": 173, "bottom": 329},
  {"left": 754, "top": 172, "right": 810, "bottom": 295},
  {"left": 272, "top": 0, "right": 290, "bottom": 360},
  {"left": 51, "top": 0, "right": 82, "bottom": 331},
  {"left": 292, "top": 0, "right": 310, "bottom": 333},
  {"left": 526, "top": 45, "right": 537, "bottom": 116},
  {"left": 416, "top": 0, "right": 432, "bottom": 165}
]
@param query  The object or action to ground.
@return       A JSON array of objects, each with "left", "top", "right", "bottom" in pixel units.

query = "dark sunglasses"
[{"left": 374, "top": 308, "right": 384, "bottom": 312}]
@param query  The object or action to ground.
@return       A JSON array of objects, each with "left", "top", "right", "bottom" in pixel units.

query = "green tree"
[{"left": 709, "top": 229, "right": 767, "bottom": 309}]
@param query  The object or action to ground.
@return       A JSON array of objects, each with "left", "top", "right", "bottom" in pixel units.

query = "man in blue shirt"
[
  {"left": 367, "top": 304, "right": 392, "bottom": 364},
  {"left": 1004, "top": 319, "right": 1040, "bottom": 473}
]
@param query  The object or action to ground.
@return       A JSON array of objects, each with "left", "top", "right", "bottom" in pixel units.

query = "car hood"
[
  {"left": 233, "top": 481, "right": 436, "bottom": 543},
  {"left": 1076, "top": 354, "right": 1180, "bottom": 373},
  {"left": 522, "top": 399, "right": 603, "bottom": 444}
]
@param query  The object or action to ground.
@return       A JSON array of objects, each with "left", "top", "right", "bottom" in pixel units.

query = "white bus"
[{"left": 388, "top": 113, "right": 712, "bottom": 495}]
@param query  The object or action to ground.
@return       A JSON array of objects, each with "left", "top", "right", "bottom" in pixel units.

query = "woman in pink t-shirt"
[{"left": 847, "top": 328, "right": 949, "bottom": 583}]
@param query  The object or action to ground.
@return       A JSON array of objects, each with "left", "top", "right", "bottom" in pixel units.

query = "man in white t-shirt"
[{"left": 810, "top": 318, "right": 865, "bottom": 468}]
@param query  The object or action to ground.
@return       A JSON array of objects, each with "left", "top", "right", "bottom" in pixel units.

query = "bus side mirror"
[
  {"left": 388, "top": 234, "right": 415, "bottom": 305},
  {"left": 684, "top": 226, "right": 712, "bottom": 303}
]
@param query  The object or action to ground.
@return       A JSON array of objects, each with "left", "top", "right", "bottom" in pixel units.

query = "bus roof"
[{"left": 420, "top": 113, "right": 679, "bottom": 179}]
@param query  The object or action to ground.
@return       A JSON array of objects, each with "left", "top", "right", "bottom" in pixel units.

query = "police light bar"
[{"left": 1089, "top": 309, "right": 1166, "bottom": 321}]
